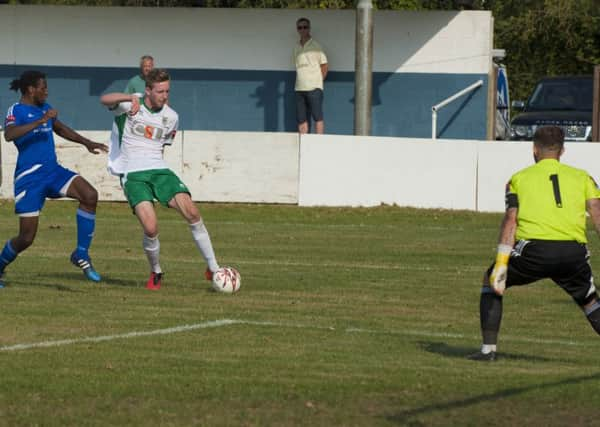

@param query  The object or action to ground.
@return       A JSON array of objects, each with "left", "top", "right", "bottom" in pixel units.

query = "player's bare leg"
[
  {"left": 66, "top": 176, "right": 98, "bottom": 213},
  {"left": 11, "top": 216, "right": 39, "bottom": 253}
]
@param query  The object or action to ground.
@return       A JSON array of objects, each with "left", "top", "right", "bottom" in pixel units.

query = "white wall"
[
  {"left": 0, "top": 131, "right": 299, "bottom": 205},
  {"left": 476, "top": 142, "right": 533, "bottom": 212},
  {"left": 298, "top": 135, "right": 478, "bottom": 209},
  {"left": 0, "top": 131, "right": 125, "bottom": 201},
  {"left": 4, "top": 131, "right": 599, "bottom": 212},
  {"left": 0, "top": 5, "right": 491, "bottom": 74},
  {"left": 180, "top": 132, "right": 299, "bottom": 203}
]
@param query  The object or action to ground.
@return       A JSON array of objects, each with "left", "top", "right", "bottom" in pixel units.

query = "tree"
[
  {"left": 7, "top": 0, "right": 600, "bottom": 102},
  {"left": 492, "top": 0, "right": 600, "bottom": 101}
]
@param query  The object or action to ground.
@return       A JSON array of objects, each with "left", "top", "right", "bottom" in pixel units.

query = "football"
[{"left": 212, "top": 267, "right": 241, "bottom": 294}]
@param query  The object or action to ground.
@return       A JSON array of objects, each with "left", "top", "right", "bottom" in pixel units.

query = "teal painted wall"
[{"left": 0, "top": 65, "right": 487, "bottom": 139}]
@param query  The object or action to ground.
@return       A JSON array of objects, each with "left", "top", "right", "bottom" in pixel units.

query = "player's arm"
[
  {"left": 161, "top": 117, "right": 179, "bottom": 148},
  {"left": 489, "top": 207, "right": 517, "bottom": 296},
  {"left": 586, "top": 199, "right": 600, "bottom": 237},
  {"left": 496, "top": 207, "right": 517, "bottom": 247},
  {"left": 53, "top": 119, "right": 108, "bottom": 155},
  {"left": 489, "top": 182, "right": 519, "bottom": 295},
  {"left": 100, "top": 93, "right": 139, "bottom": 115},
  {"left": 3, "top": 109, "right": 57, "bottom": 142}
]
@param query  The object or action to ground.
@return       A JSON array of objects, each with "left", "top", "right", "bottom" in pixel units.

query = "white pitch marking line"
[
  {"left": 0, "top": 319, "right": 238, "bottom": 352},
  {"left": 244, "top": 322, "right": 591, "bottom": 347},
  {"left": 0, "top": 319, "right": 594, "bottom": 352},
  {"left": 204, "top": 320, "right": 595, "bottom": 348}
]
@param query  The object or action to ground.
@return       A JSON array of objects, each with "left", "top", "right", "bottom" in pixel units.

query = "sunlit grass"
[{"left": 1, "top": 201, "right": 600, "bottom": 426}]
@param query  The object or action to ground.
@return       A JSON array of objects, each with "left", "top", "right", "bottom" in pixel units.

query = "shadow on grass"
[
  {"left": 3, "top": 274, "right": 82, "bottom": 292},
  {"left": 4, "top": 281, "right": 81, "bottom": 292},
  {"left": 418, "top": 341, "right": 553, "bottom": 363},
  {"left": 100, "top": 276, "right": 141, "bottom": 288},
  {"left": 13, "top": 271, "right": 213, "bottom": 290},
  {"left": 386, "top": 371, "right": 600, "bottom": 424},
  {"left": 35, "top": 272, "right": 140, "bottom": 289}
]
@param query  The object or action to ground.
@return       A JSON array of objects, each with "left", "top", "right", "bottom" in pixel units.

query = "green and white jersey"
[{"left": 107, "top": 99, "right": 178, "bottom": 175}]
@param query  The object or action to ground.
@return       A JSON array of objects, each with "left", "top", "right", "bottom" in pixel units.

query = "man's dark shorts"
[
  {"left": 486, "top": 240, "right": 595, "bottom": 306},
  {"left": 295, "top": 89, "right": 324, "bottom": 124}
]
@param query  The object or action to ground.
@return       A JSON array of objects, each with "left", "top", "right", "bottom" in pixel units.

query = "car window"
[
  {"left": 527, "top": 79, "right": 592, "bottom": 112},
  {"left": 578, "top": 82, "right": 593, "bottom": 110}
]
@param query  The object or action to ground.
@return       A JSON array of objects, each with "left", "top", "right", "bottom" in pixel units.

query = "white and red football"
[{"left": 212, "top": 267, "right": 241, "bottom": 294}]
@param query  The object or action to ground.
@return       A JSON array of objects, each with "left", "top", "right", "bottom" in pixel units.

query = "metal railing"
[{"left": 431, "top": 79, "right": 483, "bottom": 140}]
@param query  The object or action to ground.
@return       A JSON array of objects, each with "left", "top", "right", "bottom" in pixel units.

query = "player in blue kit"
[{"left": 0, "top": 70, "right": 108, "bottom": 288}]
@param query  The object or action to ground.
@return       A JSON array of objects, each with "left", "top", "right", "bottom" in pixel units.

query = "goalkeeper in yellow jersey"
[{"left": 470, "top": 126, "right": 600, "bottom": 361}]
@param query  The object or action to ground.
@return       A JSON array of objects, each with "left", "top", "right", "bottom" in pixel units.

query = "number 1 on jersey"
[{"left": 549, "top": 174, "right": 562, "bottom": 208}]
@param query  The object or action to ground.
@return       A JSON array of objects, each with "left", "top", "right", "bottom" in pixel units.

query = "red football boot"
[{"left": 146, "top": 272, "right": 163, "bottom": 290}]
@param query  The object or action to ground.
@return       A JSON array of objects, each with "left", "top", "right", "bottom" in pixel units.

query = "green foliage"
[
  {"left": 6, "top": 0, "right": 599, "bottom": 103},
  {"left": 492, "top": 0, "right": 600, "bottom": 101},
  {"left": 372, "top": 0, "right": 421, "bottom": 10}
]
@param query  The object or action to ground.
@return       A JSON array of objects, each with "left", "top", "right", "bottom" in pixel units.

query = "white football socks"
[
  {"left": 189, "top": 220, "right": 219, "bottom": 272},
  {"left": 143, "top": 234, "right": 162, "bottom": 274},
  {"left": 481, "top": 344, "right": 497, "bottom": 354}
]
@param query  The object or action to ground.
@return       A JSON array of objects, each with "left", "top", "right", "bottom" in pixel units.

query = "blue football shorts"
[{"left": 14, "top": 163, "right": 78, "bottom": 216}]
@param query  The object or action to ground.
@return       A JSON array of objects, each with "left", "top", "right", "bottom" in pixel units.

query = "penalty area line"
[{"left": 0, "top": 319, "right": 593, "bottom": 352}]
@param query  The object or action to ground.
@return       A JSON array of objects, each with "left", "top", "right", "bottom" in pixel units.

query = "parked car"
[{"left": 510, "top": 75, "right": 593, "bottom": 142}]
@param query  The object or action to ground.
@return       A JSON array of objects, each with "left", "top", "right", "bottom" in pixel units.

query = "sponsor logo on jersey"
[
  {"left": 5, "top": 115, "right": 16, "bottom": 126},
  {"left": 131, "top": 122, "right": 170, "bottom": 141}
]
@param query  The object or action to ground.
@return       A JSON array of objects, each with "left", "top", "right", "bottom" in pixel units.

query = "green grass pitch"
[{"left": 1, "top": 200, "right": 600, "bottom": 426}]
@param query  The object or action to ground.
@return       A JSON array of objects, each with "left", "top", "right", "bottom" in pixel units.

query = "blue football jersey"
[{"left": 5, "top": 102, "right": 58, "bottom": 177}]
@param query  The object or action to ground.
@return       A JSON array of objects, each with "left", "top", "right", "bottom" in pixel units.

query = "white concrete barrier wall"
[
  {"left": 298, "top": 135, "right": 478, "bottom": 209},
  {"left": 180, "top": 132, "right": 299, "bottom": 203},
  {"left": 476, "top": 142, "right": 533, "bottom": 212},
  {"left": 0, "top": 131, "right": 299, "bottom": 205},
  {"left": 0, "top": 131, "right": 127, "bottom": 201},
  {"left": 2, "top": 132, "right": 600, "bottom": 212}
]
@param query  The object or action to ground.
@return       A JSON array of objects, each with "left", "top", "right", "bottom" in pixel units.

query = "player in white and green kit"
[{"left": 101, "top": 69, "right": 219, "bottom": 290}]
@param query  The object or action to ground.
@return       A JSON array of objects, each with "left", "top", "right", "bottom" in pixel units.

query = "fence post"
[
  {"left": 487, "top": 63, "right": 497, "bottom": 141},
  {"left": 593, "top": 65, "right": 600, "bottom": 142},
  {"left": 354, "top": 0, "right": 374, "bottom": 136}
]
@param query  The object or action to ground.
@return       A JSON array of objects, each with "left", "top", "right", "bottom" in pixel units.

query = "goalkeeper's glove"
[{"left": 489, "top": 244, "right": 511, "bottom": 296}]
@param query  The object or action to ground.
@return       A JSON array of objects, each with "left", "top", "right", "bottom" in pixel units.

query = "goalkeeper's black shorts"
[{"left": 486, "top": 239, "right": 595, "bottom": 306}]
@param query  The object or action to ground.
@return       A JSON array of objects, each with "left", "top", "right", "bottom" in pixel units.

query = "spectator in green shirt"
[{"left": 125, "top": 55, "right": 154, "bottom": 95}]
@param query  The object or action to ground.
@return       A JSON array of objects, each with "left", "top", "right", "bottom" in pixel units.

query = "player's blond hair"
[{"left": 145, "top": 69, "right": 170, "bottom": 88}]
